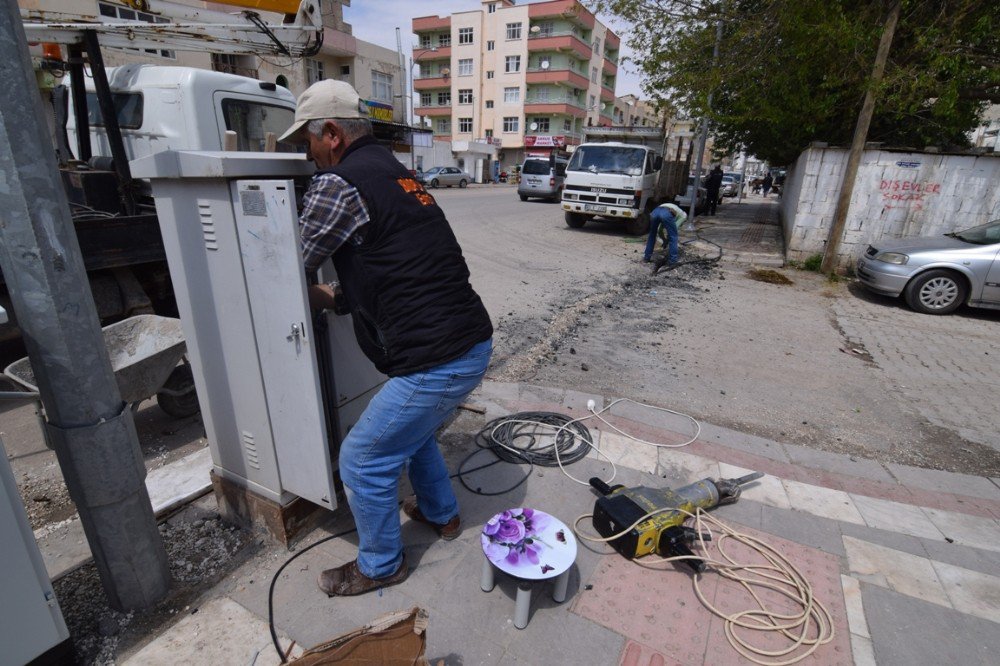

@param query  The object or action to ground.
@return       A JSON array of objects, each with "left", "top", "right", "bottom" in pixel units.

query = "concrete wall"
[{"left": 781, "top": 146, "right": 1000, "bottom": 269}]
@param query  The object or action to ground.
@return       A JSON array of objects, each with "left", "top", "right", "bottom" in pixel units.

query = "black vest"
[{"left": 320, "top": 136, "right": 492, "bottom": 376}]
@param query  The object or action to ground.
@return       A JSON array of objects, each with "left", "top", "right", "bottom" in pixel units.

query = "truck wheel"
[
  {"left": 156, "top": 364, "right": 200, "bottom": 418},
  {"left": 625, "top": 214, "right": 649, "bottom": 236},
  {"left": 519, "top": 194, "right": 529, "bottom": 202},
  {"left": 565, "top": 212, "right": 587, "bottom": 229}
]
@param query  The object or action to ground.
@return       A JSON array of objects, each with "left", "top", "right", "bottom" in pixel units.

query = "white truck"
[
  {"left": 0, "top": 0, "right": 320, "bottom": 366},
  {"left": 561, "top": 126, "right": 687, "bottom": 235}
]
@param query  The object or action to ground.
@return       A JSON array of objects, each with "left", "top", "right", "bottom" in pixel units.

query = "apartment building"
[
  {"left": 413, "top": 0, "right": 620, "bottom": 169},
  {"left": 22, "top": 1, "right": 407, "bottom": 132}
]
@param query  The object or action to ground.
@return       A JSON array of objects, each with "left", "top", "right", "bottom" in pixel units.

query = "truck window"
[
  {"left": 567, "top": 146, "right": 645, "bottom": 175},
  {"left": 85, "top": 92, "right": 143, "bottom": 129},
  {"left": 522, "top": 160, "right": 550, "bottom": 175},
  {"left": 221, "top": 99, "right": 297, "bottom": 152}
]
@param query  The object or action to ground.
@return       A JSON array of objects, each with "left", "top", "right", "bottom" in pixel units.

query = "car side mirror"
[{"left": 654, "top": 156, "right": 663, "bottom": 171}]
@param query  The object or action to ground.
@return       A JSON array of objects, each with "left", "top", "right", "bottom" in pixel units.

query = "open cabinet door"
[{"left": 233, "top": 179, "right": 337, "bottom": 511}]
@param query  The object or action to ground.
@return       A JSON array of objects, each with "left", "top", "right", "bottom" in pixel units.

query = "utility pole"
[
  {"left": 820, "top": 0, "right": 902, "bottom": 273},
  {"left": 0, "top": 0, "right": 170, "bottom": 610},
  {"left": 687, "top": 18, "right": 723, "bottom": 229}
]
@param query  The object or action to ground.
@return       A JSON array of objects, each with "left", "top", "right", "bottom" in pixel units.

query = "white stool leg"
[
  {"left": 480, "top": 558, "right": 495, "bottom": 592},
  {"left": 552, "top": 570, "right": 570, "bottom": 603},
  {"left": 514, "top": 581, "right": 532, "bottom": 629}
]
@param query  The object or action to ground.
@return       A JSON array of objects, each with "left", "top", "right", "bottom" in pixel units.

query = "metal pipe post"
[{"left": 0, "top": 0, "right": 170, "bottom": 611}]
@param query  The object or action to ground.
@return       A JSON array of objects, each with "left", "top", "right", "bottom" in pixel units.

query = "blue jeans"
[
  {"left": 644, "top": 208, "right": 678, "bottom": 263},
  {"left": 339, "top": 338, "right": 493, "bottom": 578}
]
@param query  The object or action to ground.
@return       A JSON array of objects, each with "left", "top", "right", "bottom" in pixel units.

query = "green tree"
[{"left": 594, "top": 0, "right": 998, "bottom": 165}]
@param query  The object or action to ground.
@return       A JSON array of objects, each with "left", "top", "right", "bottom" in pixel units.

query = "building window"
[
  {"left": 306, "top": 59, "right": 325, "bottom": 85},
  {"left": 594, "top": 38, "right": 601, "bottom": 54},
  {"left": 371, "top": 71, "right": 392, "bottom": 102},
  {"left": 485, "top": 100, "right": 494, "bottom": 109},
  {"left": 458, "top": 58, "right": 473, "bottom": 76},
  {"left": 564, "top": 118, "right": 573, "bottom": 131},
  {"left": 340, "top": 65, "right": 351, "bottom": 76},
  {"left": 506, "top": 22, "right": 522, "bottom": 40},
  {"left": 535, "top": 87, "right": 550, "bottom": 102},
  {"left": 589, "top": 94, "right": 596, "bottom": 110},
  {"left": 459, "top": 27, "right": 473, "bottom": 45},
  {"left": 503, "top": 116, "right": 519, "bottom": 133},
  {"left": 437, "top": 118, "right": 451, "bottom": 133},
  {"left": 505, "top": 55, "right": 521, "bottom": 73},
  {"left": 503, "top": 87, "right": 520, "bottom": 103},
  {"left": 488, "top": 3, "right": 496, "bottom": 13},
  {"left": 459, "top": 117, "right": 473, "bottom": 133},
  {"left": 485, "top": 129, "right": 494, "bottom": 139},
  {"left": 487, "top": 40, "right": 495, "bottom": 51},
  {"left": 437, "top": 90, "right": 451, "bottom": 105},
  {"left": 438, "top": 33, "right": 451, "bottom": 47},
  {"left": 420, "top": 92, "right": 432, "bottom": 107},
  {"left": 98, "top": 2, "right": 175, "bottom": 58},
  {"left": 591, "top": 66, "right": 598, "bottom": 83},
  {"left": 532, "top": 117, "right": 550, "bottom": 132},
  {"left": 536, "top": 22, "right": 554, "bottom": 37},
  {"left": 420, "top": 34, "right": 431, "bottom": 49},
  {"left": 458, "top": 89, "right": 473, "bottom": 104},
  {"left": 486, "top": 70, "right": 495, "bottom": 79}
]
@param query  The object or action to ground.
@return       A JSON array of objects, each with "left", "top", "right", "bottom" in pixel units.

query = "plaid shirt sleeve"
[{"left": 299, "top": 172, "right": 370, "bottom": 273}]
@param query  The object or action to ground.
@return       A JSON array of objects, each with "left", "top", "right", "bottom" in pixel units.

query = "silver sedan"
[
  {"left": 418, "top": 166, "right": 472, "bottom": 188},
  {"left": 856, "top": 219, "right": 1000, "bottom": 315}
]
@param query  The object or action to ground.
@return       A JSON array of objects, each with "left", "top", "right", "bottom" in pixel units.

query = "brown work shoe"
[
  {"left": 402, "top": 495, "right": 461, "bottom": 541},
  {"left": 317, "top": 556, "right": 409, "bottom": 597}
]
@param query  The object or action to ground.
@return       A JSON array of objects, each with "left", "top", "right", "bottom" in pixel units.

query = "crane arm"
[{"left": 20, "top": 0, "right": 323, "bottom": 58}]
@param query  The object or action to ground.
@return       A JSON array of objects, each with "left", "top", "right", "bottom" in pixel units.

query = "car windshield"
[
  {"left": 949, "top": 220, "right": 1000, "bottom": 245},
  {"left": 425, "top": 167, "right": 442, "bottom": 175},
  {"left": 567, "top": 146, "right": 645, "bottom": 175},
  {"left": 522, "top": 160, "right": 550, "bottom": 175}
]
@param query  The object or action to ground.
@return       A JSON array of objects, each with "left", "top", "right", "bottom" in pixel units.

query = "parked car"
[
  {"left": 721, "top": 175, "right": 738, "bottom": 198},
  {"left": 856, "top": 219, "right": 1000, "bottom": 315},
  {"left": 675, "top": 176, "right": 708, "bottom": 214},
  {"left": 418, "top": 166, "right": 472, "bottom": 188},
  {"left": 517, "top": 156, "right": 568, "bottom": 202}
]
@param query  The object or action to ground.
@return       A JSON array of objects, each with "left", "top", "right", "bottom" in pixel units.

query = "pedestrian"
[
  {"left": 704, "top": 165, "right": 724, "bottom": 215},
  {"left": 279, "top": 80, "right": 494, "bottom": 597},
  {"left": 644, "top": 201, "right": 686, "bottom": 265},
  {"left": 762, "top": 172, "right": 773, "bottom": 197}
]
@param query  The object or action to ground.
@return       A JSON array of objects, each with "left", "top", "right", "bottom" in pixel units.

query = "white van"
[{"left": 517, "top": 155, "right": 568, "bottom": 202}]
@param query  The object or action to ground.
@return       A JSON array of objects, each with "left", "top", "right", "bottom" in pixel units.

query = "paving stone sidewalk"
[{"left": 123, "top": 381, "right": 1000, "bottom": 666}]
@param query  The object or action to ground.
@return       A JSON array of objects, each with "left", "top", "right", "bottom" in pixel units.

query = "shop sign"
[
  {"left": 524, "top": 135, "right": 566, "bottom": 147},
  {"left": 364, "top": 100, "right": 394, "bottom": 122}
]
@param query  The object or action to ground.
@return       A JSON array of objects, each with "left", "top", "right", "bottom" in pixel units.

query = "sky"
[{"left": 343, "top": 0, "right": 643, "bottom": 98}]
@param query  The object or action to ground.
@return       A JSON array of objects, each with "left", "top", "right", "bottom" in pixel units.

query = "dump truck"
[{"left": 0, "top": 0, "right": 322, "bottom": 366}]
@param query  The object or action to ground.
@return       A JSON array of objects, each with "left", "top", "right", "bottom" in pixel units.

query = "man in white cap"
[{"left": 280, "top": 80, "right": 493, "bottom": 596}]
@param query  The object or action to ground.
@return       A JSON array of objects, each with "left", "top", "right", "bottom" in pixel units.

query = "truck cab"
[{"left": 66, "top": 64, "right": 298, "bottom": 162}]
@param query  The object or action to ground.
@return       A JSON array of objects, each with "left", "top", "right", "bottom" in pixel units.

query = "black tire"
[
  {"left": 459, "top": 179, "right": 468, "bottom": 188},
  {"left": 625, "top": 212, "right": 650, "bottom": 236},
  {"left": 156, "top": 364, "right": 200, "bottom": 418},
  {"left": 430, "top": 178, "right": 439, "bottom": 188},
  {"left": 903, "top": 269, "right": 967, "bottom": 315},
  {"left": 565, "top": 212, "right": 587, "bottom": 229},
  {"left": 519, "top": 194, "right": 529, "bottom": 202}
]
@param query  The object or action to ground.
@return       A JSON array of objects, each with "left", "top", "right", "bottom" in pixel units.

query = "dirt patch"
[
  {"left": 747, "top": 268, "right": 794, "bottom": 285},
  {"left": 53, "top": 499, "right": 257, "bottom": 664}
]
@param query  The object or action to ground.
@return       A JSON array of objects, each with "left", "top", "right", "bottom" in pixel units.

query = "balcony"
[
  {"left": 413, "top": 75, "right": 451, "bottom": 90},
  {"left": 414, "top": 46, "right": 451, "bottom": 61},
  {"left": 524, "top": 95, "right": 585, "bottom": 118},
  {"left": 603, "top": 58, "right": 617, "bottom": 76},
  {"left": 413, "top": 15, "right": 451, "bottom": 32},
  {"left": 600, "top": 86, "right": 615, "bottom": 102},
  {"left": 528, "top": 0, "right": 595, "bottom": 31},
  {"left": 527, "top": 33, "right": 591, "bottom": 61},
  {"left": 413, "top": 106, "right": 452, "bottom": 117},
  {"left": 604, "top": 30, "right": 621, "bottom": 51},
  {"left": 525, "top": 67, "right": 590, "bottom": 89}
]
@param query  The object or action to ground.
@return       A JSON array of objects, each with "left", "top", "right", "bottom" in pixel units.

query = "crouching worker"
[
  {"left": 280, "top": 80, "right": 494, "bottom": 596},
  {"left": 644, "top": 202, "right": 686, "bottom": 266}
]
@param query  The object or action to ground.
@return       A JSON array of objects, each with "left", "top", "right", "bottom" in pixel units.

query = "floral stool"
[{"left": 480, "top": 508, "right": 578, "bottom": 629}]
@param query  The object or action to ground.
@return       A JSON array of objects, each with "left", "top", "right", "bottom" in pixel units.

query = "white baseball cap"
[{"left": 279, "top": 80, "right": 370, "bottom": 143}]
